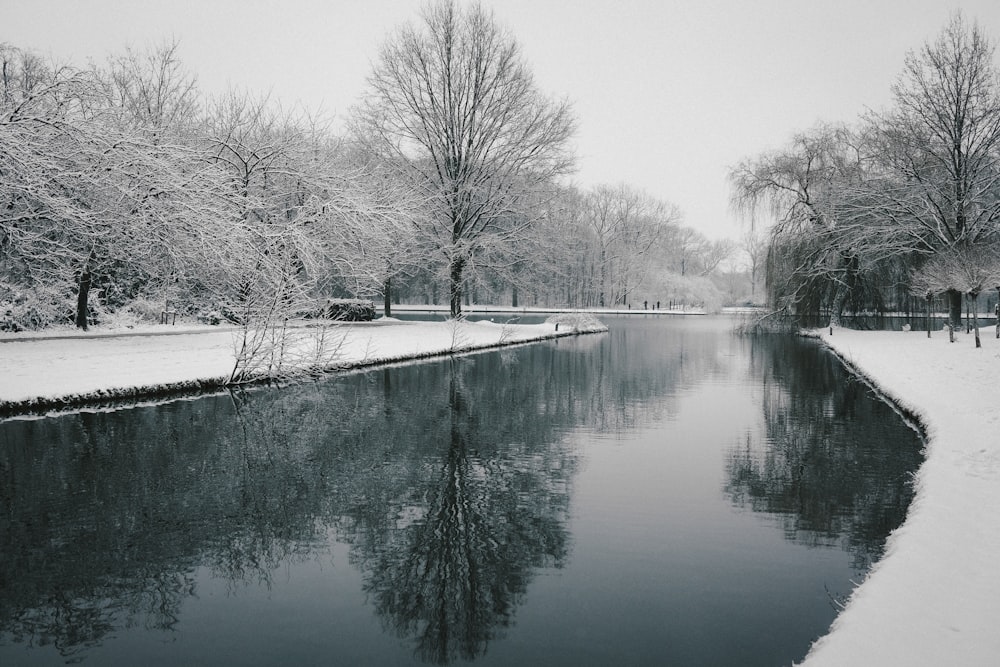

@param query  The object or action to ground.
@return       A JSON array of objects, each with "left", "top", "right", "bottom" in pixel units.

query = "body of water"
[{"left": 0, "top": 316, "right": 922, "bottom": 665}]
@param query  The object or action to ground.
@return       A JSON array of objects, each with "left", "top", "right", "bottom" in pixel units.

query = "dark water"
[{"left": 0, "top": 317, "right": 923, "bottom": 666}]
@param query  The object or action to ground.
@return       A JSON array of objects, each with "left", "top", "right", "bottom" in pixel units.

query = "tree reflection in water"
[
  {"left": 0, "top": 321, "right": 910, "bottom": 665},
  {"left": 725, "top": 336, "right": 924, "bottom": 570},
  {"left": 0, "top": 344, "right": 590, "bottom": 663},
  {"left": 344, "top": 360, "right": 571, "bottom": 664}
]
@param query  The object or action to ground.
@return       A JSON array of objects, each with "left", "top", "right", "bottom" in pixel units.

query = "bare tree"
[
  {"left": 729, "top": 123, "right": 866, "bottom": 324},
  {"left": 507, "top": 183, "right": 590, "bottom": 308},
  {"left": 609, "top": 189, "right": 678, "bottom": 305},
  {"left": 355, "top": 0, "right": 575, "bottom": 317},
  {"left": 578, "top": 184, "right": 680, "bottom": 307},
  {"left": 865, "top": 12, "right": 1000, "bottom": 328},
  {"left": 911, "top": 243, "right": 1000, "bottom": 347},
  {"left": 98, "top": 39, "right": 199, "bottom": 142},
  {"left": 0, "top": 45, "right": 122, "bottom": 329},
  {"left": 316, "top": 141, "right": 431, "bottom": 316},
  {"left": 741, "top": 227, "right": 768, "bottom": 303}
]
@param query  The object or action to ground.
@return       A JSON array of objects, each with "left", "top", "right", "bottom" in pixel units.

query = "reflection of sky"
[{"left": 527, "top": 342, "right": 849, "bottom": 667}]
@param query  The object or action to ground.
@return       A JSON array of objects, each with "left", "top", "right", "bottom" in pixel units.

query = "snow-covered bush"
[
  {"left": 320, "top": 299, "right": 376, "bottom": 322},
  {"left": 545, "top": 313, "right": 607, "bottom": 333},
  {"left": 122, "top": 297, "right": 164, "bottom": 323},
  {"left": 0, "top": 283, "right": 75, "bottom": 331},
  {"left": 198, "top": 310, "right": 224, "bottom": 325}
]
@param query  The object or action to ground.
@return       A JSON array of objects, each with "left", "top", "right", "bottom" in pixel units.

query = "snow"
[
  {"left": 800, "top": 325, "right": 1000, "bottom": 666},
  {"left": 0, "top": 318, "right": 601, "bottom": 413}
]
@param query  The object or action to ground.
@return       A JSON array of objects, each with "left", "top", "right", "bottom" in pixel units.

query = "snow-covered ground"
[
  {"left": 0, "top": 317, "right": 602, "bottom": 414},
  {"left": 801, "top": 325, "right": 1000, "bottom": 666}
]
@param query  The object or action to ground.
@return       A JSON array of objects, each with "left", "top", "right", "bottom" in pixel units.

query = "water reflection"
[
  {"left": 342, "top": 362, "right": 572, "bottom": 663},
  {"left": 725, "top": 336, "right": 924, "bottom": 569},
  {"left": 0, "top": 320, "right": 924, "bottom": 665},
  {"left": 2, "top": 340, "right": 630, "bottom": 662}
]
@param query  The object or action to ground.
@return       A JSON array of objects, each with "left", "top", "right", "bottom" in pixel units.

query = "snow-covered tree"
[
  {"left": 861, "top": 12, "right": 1000, "bottom": 329},
  {"left": 911, "top": 243, "right": 1000, "bottom": 346},
  {"left": 354, "top": 0, "right": 575, "bottom": 317},
  {"left": 729, "top": 123, "right": 869, "bottom": 324}
]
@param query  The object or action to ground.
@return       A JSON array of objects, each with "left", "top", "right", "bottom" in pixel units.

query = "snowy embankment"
[
  {"left": 800, "top": 326, "right": 1000, "bottom": 666},
  {"left": 0, "top": 317, "right": 605, "bottom": 417}
]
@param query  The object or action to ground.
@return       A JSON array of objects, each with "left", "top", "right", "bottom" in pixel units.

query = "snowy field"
[
  {"left": 0, "top": 317, "right": 600, "bottom": 413},
  {"left": 801, "top": 326, "right": 1000, "bottom": 666}
]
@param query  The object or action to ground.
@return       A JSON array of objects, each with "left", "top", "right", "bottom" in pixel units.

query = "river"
[{"left": 0, "top": 315, "right": 922, "bottom": 665}]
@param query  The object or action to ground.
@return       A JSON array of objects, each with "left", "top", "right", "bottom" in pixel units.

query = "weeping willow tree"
[
  {"left": 729, "top": 123, "right": 884, "bottom": 326},
  {"left": 732, "top": 15, "right": 1000, "bottom": 330}
]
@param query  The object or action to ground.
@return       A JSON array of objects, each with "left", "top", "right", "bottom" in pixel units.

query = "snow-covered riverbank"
[
  {"left": 801, "top": 326, "right": 1000, "bottom": 666},
  {"left": 0, "top": 317, "right": 604, "bottom": 416}
]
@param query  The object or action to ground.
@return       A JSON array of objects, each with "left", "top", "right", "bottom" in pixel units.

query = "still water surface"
[{"left": 0, "top": 316, "right": 922, "bottom": 666}]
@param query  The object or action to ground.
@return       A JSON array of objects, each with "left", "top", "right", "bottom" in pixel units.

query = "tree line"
[
  {"left": 730, "top": 12, "right": 1000, "bottom": 343},
  {"left": 1, "top": 0, "right": 742, "bottom": 333}
]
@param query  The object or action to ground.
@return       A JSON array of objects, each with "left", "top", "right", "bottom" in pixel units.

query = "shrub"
[
  {"left": 545, "top": 313, "right": 607, "bottom": 333},
  {"left": 122, "top": 297, "right": 165, "bottom": 323},
  {"left": 0, "top": 283, "right": 75, "bottom": 331},
  {"left": 320, "top": 299, "right": 376, "bottom": 322}
]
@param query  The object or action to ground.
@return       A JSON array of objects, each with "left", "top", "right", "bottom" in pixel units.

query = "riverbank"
[
  {"left": 0, "top": 316, "right": 605, "bottom": 417},
  {"left": 389, "top": 303, "right": 707, "bottom": 315},
  {"left": 801, "top": 326, "right": 1000, "bottom": 666}
]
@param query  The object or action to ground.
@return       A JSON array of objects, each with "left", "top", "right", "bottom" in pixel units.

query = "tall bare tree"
[
  {"left": 741, "top": 227, "right": 768, "bottom": 303},
  {"left": 729, "top": 123, "right": 866, "bottom": 323},
  {"left": 99, "top": 39, "right": 199, "bottom": 142},
  {"left": 355, "top": 0, "right": 575, "bottom": 316},
  {"left": 864, "top": 11, "right": 1000, "bottom": 327}
]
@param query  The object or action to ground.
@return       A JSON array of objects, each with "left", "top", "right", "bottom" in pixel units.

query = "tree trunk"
[
  {"left": 76, "top": 266, "right": 92, "bottom": 331},
  {"left": 449, "top": 256, "right": 465, "bottom": 318},
  {"left": 971, "top": 291, "right": 981, "bottom": 348},
  {"left": 946, "top": 288, "right": 962, "bottom": 331},
  {"left": 830, "top": 281, "right": 848, "bottom": 329},
  {"left": 599, "top": 248, "right": 607, "bottom": 308},
  {"left": 926, "top": 295, "right": 932, "bottom": 338},
  {"left": 512, "top": 284, "right": 519, "bottom": 308},
  {"left": 383, "top": 277, "right": 392, "bottom": 318}
]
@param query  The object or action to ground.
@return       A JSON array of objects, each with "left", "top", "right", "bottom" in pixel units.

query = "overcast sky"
[{"left": 7, "top": 0, "right": 1000, "bottom": 241}]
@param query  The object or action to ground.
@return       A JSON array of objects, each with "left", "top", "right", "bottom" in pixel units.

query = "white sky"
[{"left": 6, "top": 0, "right": 1000, "bottom": 241}]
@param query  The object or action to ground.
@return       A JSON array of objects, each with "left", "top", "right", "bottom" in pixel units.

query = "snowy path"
[
  {"left": 801, "top": 327, "right": 1000, "bottom": 666},
  {"left": 0, "top": 318, "right": 590, "bottom": 413}
]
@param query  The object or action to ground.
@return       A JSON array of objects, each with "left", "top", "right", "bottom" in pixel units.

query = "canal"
[{"left": 0, "top": 316, "right": 922, "bottom": 665}]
